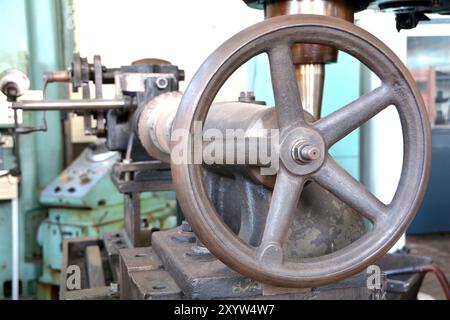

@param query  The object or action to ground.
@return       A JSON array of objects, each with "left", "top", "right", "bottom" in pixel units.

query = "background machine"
[{"left": 0, "top": 53, "right": 184, "bottom": 299}]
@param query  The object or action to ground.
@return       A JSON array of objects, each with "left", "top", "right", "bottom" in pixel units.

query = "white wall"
[
  {"left": 70, "top": 1, "right": 263, "bottom": 142},
  {"left": 356, "top": 10, "right": 406, "bottom": 250},
  {"left": 73, "top": 0, "right": 263, "bottom": 100},
  {"left": 356, "top": 10, "right": 405, "bottom": 205}
]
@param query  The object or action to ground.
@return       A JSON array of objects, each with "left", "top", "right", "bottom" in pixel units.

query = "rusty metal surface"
[
  {"left": 152, "top": 227, "right": 263, "bottom": 299},
  {"left": 144, "top": 227, "right": 374, "bottom": 300},
  {"left": 123, "top": 193, "right": 147, "bottom": 248},
  {"left": 103, "top": 232, "right": 128, "bottom": 282},
  {"left": 111, "top": 160, "right": 173, "bottom": 193},
  {"left": 64, "top": 286, "right": 115, "bottom": 300},
  {"left": 244, "top": 0, "right": 372, "bottom": 12},
  {"left": 204, "top": 169, "right": 366, "bottom": 258},
  {"left": 171, "top": 14, "right": 431, "bottom": 288},
  {"left": 60, "top": 237, "right": 117, "bottom": 300},
  {"left": 119, "top": 247, "right": 182, "bottom": 300},
  {"left": 85, "top": 246, "right": 106, "bottom": 288}
]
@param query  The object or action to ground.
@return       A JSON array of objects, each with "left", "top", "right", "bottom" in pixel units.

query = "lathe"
[{"left": 3, "top": 0, "right": 448, "bottom": 300}]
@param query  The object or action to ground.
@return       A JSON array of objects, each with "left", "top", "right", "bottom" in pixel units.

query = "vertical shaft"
[{"left": 296, "top": 64, "right": 325, "bottom": 119}]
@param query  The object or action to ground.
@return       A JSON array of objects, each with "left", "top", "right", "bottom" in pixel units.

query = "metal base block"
[
  {"left": 61, "top": 228, "right": 430, "bottom": 300},
  {"left": 119, "top": 247, "right": 182, "bottom": 300},
  {"left": 60, "top": 237, "right": 118, "bottom": 300},
  {"left": 119, "top": 227, "right": 376, "bottom": 300}
]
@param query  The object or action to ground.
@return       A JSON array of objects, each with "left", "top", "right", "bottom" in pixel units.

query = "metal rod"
[
  {"left": 12, "top": 190, "right": 19, "bottom": 300},
  {"left": 12, "top": 99, "right": 129, "bottom": 111}
]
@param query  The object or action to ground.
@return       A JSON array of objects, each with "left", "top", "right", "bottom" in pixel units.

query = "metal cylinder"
[
  {"left": 296, "top": 63, "right": 325, "bottom": 119},
  {"left": 43, "top": 70, "right": 70, "bottom": 83},
  {"left": 264, "top": 0, "right": 355, "bottom": 64},
  {"left": 263, "top": 0, "right": 355, "bottom": 119},
  {"left": 136, "top": 92, "right": 278, "bottom": 167}
]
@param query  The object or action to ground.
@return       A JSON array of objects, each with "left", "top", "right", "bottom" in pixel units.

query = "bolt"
[
  {"left": 292, "top": 142, "right": 320, "bottom": 163},
  {"left": 181, "top": 221, "right": 193, "bottom": 233},
  {"left": 301, "top": 145, "right": 320, "bottom": 161},
  {"left": 6, "top": 85, "right": 18, "bottom": 98},
  {"left": 156, "top": 77, "right": 169, "bottom": 90},
  {"left": 238, "top": 91, "right": 256, "bottom": 103}
]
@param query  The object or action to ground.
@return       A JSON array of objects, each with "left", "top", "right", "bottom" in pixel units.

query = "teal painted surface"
[
  {"left": 0, "top": 0, "right": 71, "bottom": 298},
  {"left": 38, "top": 193, "right": 177, "bottom": 287},
  {"left": 37, "top": 145, "right": 178, "bottom": 290},
  {"left": 322, "top": 53, "right": 361, "bottom": 179},
  {"left": 0, "top": 0, "right": 29, "bottom": 71},
  {"left": 0, "top": 0, "right": 39, "bottom": 299},
  {"left": 26, "top": 0, "right": 65, "bottom": 187},
  {"left": 248, "top": 52, "right": 361, "bottom": 179}
]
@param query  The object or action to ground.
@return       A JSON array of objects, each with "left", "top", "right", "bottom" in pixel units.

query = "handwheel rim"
[{"left": 171, "top": 14, "right": 431, "bottom": 288}]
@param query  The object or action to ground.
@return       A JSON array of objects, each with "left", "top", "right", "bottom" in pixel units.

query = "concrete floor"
[{"left": 406, "top": 233, "right": 450, "bottom": 300}]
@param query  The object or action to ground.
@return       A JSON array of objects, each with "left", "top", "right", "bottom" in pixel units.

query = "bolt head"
[
  {"left": 156, "top": 77, "right": 169, "bottom": 90},
  {"left": 181, "top": 221, "right": 193, "bottom": 233}
]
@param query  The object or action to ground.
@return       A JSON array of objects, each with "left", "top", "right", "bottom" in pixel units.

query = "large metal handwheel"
[{"left": 171, "top": 14, "right": 431, "bottom": 288}]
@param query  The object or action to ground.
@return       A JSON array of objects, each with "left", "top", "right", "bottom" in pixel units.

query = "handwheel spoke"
[
  {"left": 268, "top": 45, "right": 305, "bottom": 129},
  {"left": 257, "top": 167, "right": 305, "bottom": 266},
  {"left": 314, "top": 85, "right": 394, "bottom": 147},
  {"left": 313, "top": 157, "right": 388, "bottom": 223}
]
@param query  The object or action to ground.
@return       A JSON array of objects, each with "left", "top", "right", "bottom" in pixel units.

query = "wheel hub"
[{"left": 280, "top": 127, "right": 326, "bottom": 176}]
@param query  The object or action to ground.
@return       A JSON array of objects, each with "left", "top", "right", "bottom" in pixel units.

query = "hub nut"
[{"left": 292, "top": 141, "right": 320, "bottom": 164}]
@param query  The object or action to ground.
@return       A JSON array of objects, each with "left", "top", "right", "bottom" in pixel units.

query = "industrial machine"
[
  {"left": 0, "top": 54, "right": 184, "bottom": 299},
  {"left": 37, "top": 140, "right": 177, "bottom": 299},
  {"left": 5, "top": 0, "right": 450, "bottom": 300},
  {"left": 116, "top": 14, "right": 429, "bottom": 299}
]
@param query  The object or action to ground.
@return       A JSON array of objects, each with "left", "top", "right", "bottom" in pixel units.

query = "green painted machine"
[{"left": 37, "top": 141, "right": 177, "bottom": 298}]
